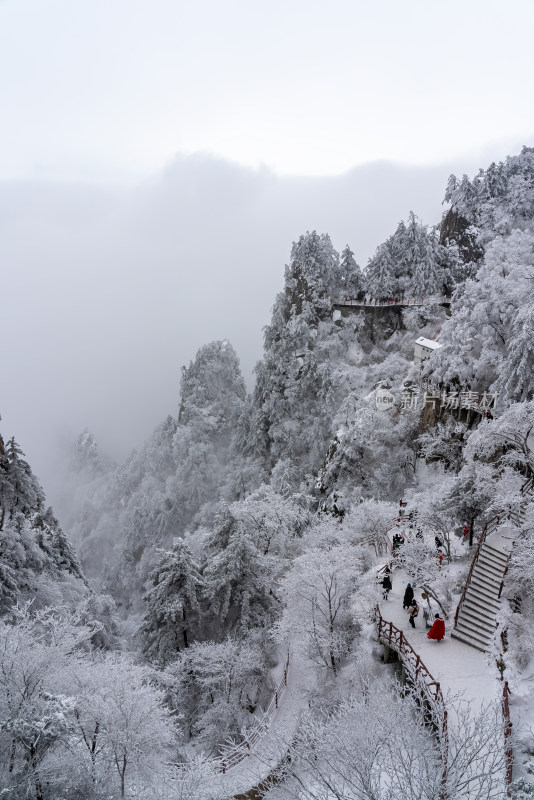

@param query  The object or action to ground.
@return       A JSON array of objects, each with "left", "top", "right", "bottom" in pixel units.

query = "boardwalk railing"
[
  {"left": 175, "top": 651, "right": 290, "bottom": 774},
  {"left": 454, "top": 472, "right": 533, "bottom": 629},
  {"left": 502, "top": 681, "right": 513, "bottom": 791},
  {"left": 376, "top": 606, "right": 446, "bottom": 712},
  {"left": 375, "top": 607, "right": 448, "bottom": 797},
  {"left": 453, "top": 511, "right": 510, "bottom": 628},
  {"left": 334, "top": 294, "right": 450, "bottom": 309}
]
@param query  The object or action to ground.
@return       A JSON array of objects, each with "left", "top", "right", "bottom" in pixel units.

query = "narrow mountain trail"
[{"left": 210, "top": 648, "right": 314, "bottom": 797}]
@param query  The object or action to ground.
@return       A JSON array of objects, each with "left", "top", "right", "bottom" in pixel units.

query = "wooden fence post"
[{"left": 440, "top": 709, "right": 448, "bottom": 800}]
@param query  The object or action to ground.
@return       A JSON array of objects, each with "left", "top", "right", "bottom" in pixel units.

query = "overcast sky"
[{"left": 1, "top": 0, "right": 533, "bottom": 506}]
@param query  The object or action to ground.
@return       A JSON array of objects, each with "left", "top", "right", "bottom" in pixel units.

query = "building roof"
[{"left": 415, "top": 337, "right": 442, "bottom": 350}]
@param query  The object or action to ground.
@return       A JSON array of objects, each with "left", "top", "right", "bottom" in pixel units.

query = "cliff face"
[{"left": 439, "top": 207, "right": 483, "bottom": 269}]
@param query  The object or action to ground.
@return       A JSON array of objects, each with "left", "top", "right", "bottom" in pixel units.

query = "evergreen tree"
[
  {"left": 339, "top": 245, "right": 364, "bottom": 297},
  {"left": 365, "top": 238, "right": 397, "bottom": 297},
  {"left": 202, "top": 524, "right": 274, "bottom": 637},
  {"left": 140, "top": 540, "right": 203, "bottom": 665},
  {"left": 251, "top": 232, "right": 343, "bottom": 482}
]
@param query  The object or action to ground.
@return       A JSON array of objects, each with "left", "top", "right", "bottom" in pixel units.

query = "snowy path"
[
  {"left": 379, "top": 567, "right": 501, "bottom": 713},
  {"left": 379, "top": 568, "right": 508, "bottom": 796},
  {"left": 211, "top": 648, "right": 313, "bottom": 797}
]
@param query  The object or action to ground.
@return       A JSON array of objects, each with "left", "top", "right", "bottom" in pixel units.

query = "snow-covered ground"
[{"left": 379, "top": 566, "right": 502, "bottom": 713}]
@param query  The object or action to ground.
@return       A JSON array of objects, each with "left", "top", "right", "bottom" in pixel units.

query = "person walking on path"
[
  {"left": 427, "top": 613, "right": 446, "bottom": 641},
  {"left": 382, "top": 573, "right": 392, "bottom": 600},
  {"left": 403, "top": 583, "right": 414, "bottom": 609},
  {"left": 408, "top": 599, "right": 419, "bottom": 628}
]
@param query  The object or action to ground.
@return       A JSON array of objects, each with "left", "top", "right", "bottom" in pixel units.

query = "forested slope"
[{"left": 2, "top": 147, "right": 534, "bottom": 799}]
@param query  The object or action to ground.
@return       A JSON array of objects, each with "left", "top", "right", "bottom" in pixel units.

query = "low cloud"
[{"left": 0, "top": 152, "right": 488, "bottom": 505}]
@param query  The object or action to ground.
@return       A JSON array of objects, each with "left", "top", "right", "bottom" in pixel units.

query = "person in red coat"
[{"left": 427, "top": 613, "right": 445, "bottom": 641}]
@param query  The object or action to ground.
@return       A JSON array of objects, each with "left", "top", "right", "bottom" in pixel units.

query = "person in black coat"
[
  {"left": 403, "top": 583, "right": 414, "bottom": 609},
  {"left": 382, "top": 574, "right": 392, "bottom": 600}
]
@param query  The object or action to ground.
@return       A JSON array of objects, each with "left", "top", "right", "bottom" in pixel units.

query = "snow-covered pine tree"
[
  {"left": 0, "top": 433, "right": 85, "bottom": 615},
  {"left": 402, "top": 211, "right": 441, "bottom": 296},
  {"left": 365, "top": 237, "right": 398, "bottom": 297},
  {"left": 140, "top": 540, "right": 204, "bottom": 665},
  {"left": 339, "top": 244, "right": 364, "bottom": 297},
  {"left": 250, "top": 232, "right": 345, "bottom": 483}
]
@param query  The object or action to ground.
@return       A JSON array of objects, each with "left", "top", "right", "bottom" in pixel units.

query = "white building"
[{"left": 414, "top": 336, "right": 442, "bottom": 365}]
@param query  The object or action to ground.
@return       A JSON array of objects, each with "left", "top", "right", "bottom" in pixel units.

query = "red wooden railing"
[
  {"left": 375, "top": 607, "right": 448, "bottom": 797},
  {"left": 376, "top": 607, "right": 446, "bottom": 711},
  {"left": 453, "top": 511, "right": 508, "bottom": 627},
  {"left": 502, "top": 680, "right": 513, "bottom": 792}
]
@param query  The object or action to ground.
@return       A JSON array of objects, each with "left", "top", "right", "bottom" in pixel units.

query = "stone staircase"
[
  {"left": 452, "top": 474, "right": 533, "bottom": 652},
  {"left": 451, "top": 540, "right": 510, "bottom": 651}
]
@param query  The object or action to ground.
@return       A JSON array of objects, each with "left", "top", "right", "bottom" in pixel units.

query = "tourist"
[
  {"left": 427, "top": 613, "right": 446, "bottom": 641},
  {"left": 408, "top": 599, "right": 419, "bottom": 628},
  {"left": 403, "top": 583, "right": 414, "bottom": 609}
]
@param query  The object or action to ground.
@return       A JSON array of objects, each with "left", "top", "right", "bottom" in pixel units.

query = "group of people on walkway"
[
  {"left": 381, "top": 572, "right": 446, "bottom": 641},
  {"left": 400, "top": 582, "right": 445, "bottom": 641}
]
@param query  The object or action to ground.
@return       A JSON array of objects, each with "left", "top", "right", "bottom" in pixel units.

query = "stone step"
[
  {"left": 476, "top": 557, "right": 506, "bottom": 579},
  {"left": 481, "top": 542, "right": 509, "bottom": 564},
  {"left": 455, "top": 614, "right": 493, "bottom": 641},
  {"left": 470, "top": 574, "right": 501, "bottom": 598},
  {"left": 461, "top": 604, "right": 497, "bottom": 630},
  {"left": 451, "top": 628, "right": 490, "bottom": 652},
  {"left": 464, "top": 588, "right": 500, "bottom": 615},
  {"left": 469, "top": 579, "right": 501, "bottom": 603},
  {"left": 471, "top": 567, "right": 502, "bottom": 589},
  {"left": 478, "top": 555, "right": 508, "bottom": 576},
  {"left": 477, "top": 553, "right": 508, "bottom": 576},
  {"left": 477, "top": 550, "right": 507, "bottom": 570}
]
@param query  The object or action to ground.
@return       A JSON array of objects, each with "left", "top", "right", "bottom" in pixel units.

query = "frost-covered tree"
[
  {"left": 274, "top": 681, "right": 511, "bottom": 800},
  {"left": 140, "top": 540, "right": 204, "bottom": 665},
  {"left": 0, "top": 433, "right": 85, "bottom": 615},
  {"left": 445, "top": 147, "right": 534, "bottom": 244},
  {"left": 0, "top": 606, "right": 98, "bottom": 799},
  {"left": 228, "top": 484, "right": 310, "bottom": 558},
  {"left": 277, "top": 545, "right": 362, "bottom": 675},
  {"left": 365, "top": 236, "right": 398, "bottom": 297},
  {"left": 339, "top": 244, "right": 364, "bottom": 297},
  {"left": 251, "top": 232, "right": 345, "bottom": 482},
  {"left": 202, "top": 512, "right": 275, "bottom": 637},
  {"left": 166, "top": 637, "right": 267, "bottom": 750},
  {"left": 397, "top": 538, "right": 448, "bottom": 615},
  {"left": 365, "top": 214, "right": 451, "bottom": 298},
  {"left": 68, "top": 654, "right": 177, "bottom": 798},
  {"left": 402, "top": 211, "right": 442, "bottom": 296},
  {"left": 425, "top": 229, "right": 534, "bottom": 402},
  {"left": 317, "top": 404, "right": 419, "bottom": 511}
]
